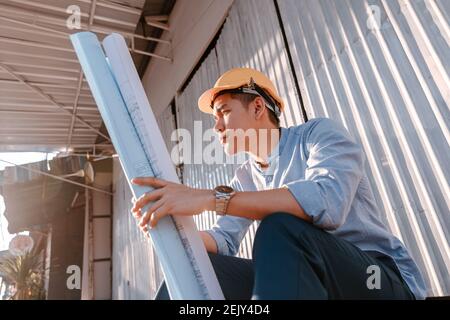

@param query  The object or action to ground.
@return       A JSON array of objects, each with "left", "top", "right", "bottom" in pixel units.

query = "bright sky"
[{"left": 0, "top": 152, "right": 56, "bottom": 251}]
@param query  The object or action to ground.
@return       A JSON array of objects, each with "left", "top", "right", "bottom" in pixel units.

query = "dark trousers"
[{"left": 156, "top": 212, "right": 415, "bottom": 300}]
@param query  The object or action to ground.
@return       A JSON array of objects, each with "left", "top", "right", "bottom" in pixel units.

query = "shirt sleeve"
[
  {"left": 204, "top": 174, "right": 254, "bottom": 256},
  {"left": 283, "top": 118, "right": 364, "bottom": 230}
]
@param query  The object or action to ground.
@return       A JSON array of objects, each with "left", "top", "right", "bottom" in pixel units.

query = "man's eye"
[{"left": 222, "top": 110, "right": 230, "bottom": 115}]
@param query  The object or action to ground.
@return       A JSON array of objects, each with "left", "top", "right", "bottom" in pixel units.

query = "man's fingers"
[
  {"left": 131, "top": 208, "right": 142, "bottom": 219},
  {"left": 149, "top": 206, "right": 171, "bottom": 229},
  {"left": 132, "top": 188, "right": 164, "bottom": 212},
  {"left": 131, "top": 177, "right": 168, "bottom": 188},
  {"left": 139, "top": 200, "right": 164, "bottom": 227}
]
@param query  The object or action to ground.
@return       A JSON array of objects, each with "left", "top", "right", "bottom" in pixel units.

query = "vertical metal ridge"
[
  {"left": 382, "top": 0, "right": 450, "bottom": 145},
  {"left": 425, "top": 0, "right": 450, "bottom": 45},
  {"left": 399, "top": 0, "right": 450, "bottom": 103},
  {"left": 331, "top": 0, "right": 442, "bottom": 294},
  {"left": 311, "top": 0, "right": 406, "bottom": 241},
  {"left": 372, "top": 2, "right": 450, "bottom": 217},
  {"left": 345, "top": 0, "right": 450, "bottom": 274}
]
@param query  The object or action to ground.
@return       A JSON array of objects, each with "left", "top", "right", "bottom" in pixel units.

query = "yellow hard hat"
[{"left": 198, "top": 67, "right": 284, "bottom": 117}]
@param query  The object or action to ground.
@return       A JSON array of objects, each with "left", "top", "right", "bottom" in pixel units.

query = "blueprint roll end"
[
  {"left": 69, "top": 31, "right": 98, "bottom": 43},
  {"left": 103, "top": 32, "right": 127, "bottom": 49}
]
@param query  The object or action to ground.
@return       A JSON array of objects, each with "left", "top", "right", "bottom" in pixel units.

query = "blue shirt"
[{"left": 205, "top": 118, "right": 427, "bottom": 299}]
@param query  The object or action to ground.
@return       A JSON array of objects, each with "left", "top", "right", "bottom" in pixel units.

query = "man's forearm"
[
  {"left": 131, "top": 177, "right": 312, "bottom": 232},
  {"left": 204, "top": 188, "right": 312, "bottom": 222}
]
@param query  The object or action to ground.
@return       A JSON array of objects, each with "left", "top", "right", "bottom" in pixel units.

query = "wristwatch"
[{"left": 214, "top": 185, "right": 236, "bottom": 216}]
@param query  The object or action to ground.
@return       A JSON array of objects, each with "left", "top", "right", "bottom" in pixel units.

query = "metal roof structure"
[{"left": 0, "top": 0, "right": 173, "bottom": 154}]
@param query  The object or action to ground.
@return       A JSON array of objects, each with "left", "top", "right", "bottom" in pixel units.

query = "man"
[{"left": 131, "top": 68, "right": 426, "bottom": 300}]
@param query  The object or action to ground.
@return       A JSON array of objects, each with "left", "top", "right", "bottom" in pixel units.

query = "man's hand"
[{"left": 130, "top": 177, "right": 215, "bottom": 232}]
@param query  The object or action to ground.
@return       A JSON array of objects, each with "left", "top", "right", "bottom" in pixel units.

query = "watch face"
[{"left": 215, "top": 185, "right": 234, "bottom": 194}]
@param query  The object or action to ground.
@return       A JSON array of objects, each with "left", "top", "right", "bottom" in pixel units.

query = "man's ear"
[{"left": 253, "top": 96, "right": 266, "bottom": 120}]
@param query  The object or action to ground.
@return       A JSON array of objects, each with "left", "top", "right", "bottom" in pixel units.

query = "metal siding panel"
[
  {"left": 112, "top": 158, "right": 163, "bottom": 299},
  {"left": 278, "top": 0, "right": 449, "bottom": 296},
  {"left": 215, "top": 0, "right": 305, "bottom": 127},
  {"left": 155, "top": 104, "right": 177, "bottom": 153}
]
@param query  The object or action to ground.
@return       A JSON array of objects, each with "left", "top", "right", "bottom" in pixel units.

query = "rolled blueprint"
[{"left": 70, "top": 32, "right": 224, "bottom": 300}]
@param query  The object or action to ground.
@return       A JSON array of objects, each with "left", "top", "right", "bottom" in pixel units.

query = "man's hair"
[{"left": 230, "top": 93, "right": 280, "bottom": 127}]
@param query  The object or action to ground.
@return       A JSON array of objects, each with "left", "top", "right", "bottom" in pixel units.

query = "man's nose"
[{"left": 214, "top": 119, "right": 225, "bottom": 133}]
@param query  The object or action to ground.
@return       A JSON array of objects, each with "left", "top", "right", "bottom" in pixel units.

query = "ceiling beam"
[
  {"left": 0, "top": 62, "right": 110, "bottom": 142},
  {"left": 0, "top": 79, "right": 88, "bottom": 90},
  {"left": 0, "top": 142, "right": 112, "bottom": 148},
  {"left": 7, "top": 0, "right": 136, "bottom": 29},
  {"left": 0, "top": 6, "right": 170, "bottom": 46},
  {"left": 145, "top": 15, "right": 169, "bottom": 22},
  {"left": 0, "top": 49, "right": 79, "bottom": 64},
  {"left": 0, "top": 15, "right": 68, "bottom": 39},
  {"left": 0, "top": 109, "right": 101, "bottom": 118},
  {"left": 1, "top": 61, "right": 79, "bottom": 74},
  {"left": 0, "top": 133, "right": 98, "bottom": 137},
  {"left": 0, "top": 36, "right": 73, "bottom": 52},
  {"left": 0, "top": 102, "right": 98, "bottom": 111},
  {"left": 145, "top": 17, "right": 170, "bottom": 31},
  {"left": 77, "top": 0, "right": 142, "bottom": 15},
  {"left": 0, "top": 127, "right": 97, "bottom": 132}
]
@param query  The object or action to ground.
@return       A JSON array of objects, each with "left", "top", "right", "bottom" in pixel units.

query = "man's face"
[{"left": 212, "top": 94, "right": 255, "bottom": 155}]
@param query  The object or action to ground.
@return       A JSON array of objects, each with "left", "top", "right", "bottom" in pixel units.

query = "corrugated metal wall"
[
  {"left": 112, "top": 0, "right": 449, "bottom": 298},
  {"left": 112, "top": 158, "right": 163, "bottom": 299},
  {"left": 276, "top": 0, "right": 449, "bottom": 296}
]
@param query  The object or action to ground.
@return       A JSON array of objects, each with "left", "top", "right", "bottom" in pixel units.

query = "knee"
[
  {"left": 257, "top": 212, "right": 311, "bottom": 236},
  {"left": 253, "top": 212, "right": 315, "bottom": 255}
]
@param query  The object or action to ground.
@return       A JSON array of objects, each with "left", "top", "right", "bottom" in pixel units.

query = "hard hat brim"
[
  {"left": 198, "top": 82, "right": 285, "bottom": 115},
  {"left": 198, "top": 84, "right": 243, "bottom": 114}
]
